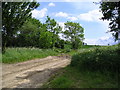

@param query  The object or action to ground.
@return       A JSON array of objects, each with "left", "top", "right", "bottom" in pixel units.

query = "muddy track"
[{"left": 2, "top": 55, "right": 71, "bottom": 88}]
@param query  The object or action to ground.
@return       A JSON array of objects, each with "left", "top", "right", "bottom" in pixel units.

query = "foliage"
[
  {"left": 71, "top": 45, "right": 120, "bottom": 72},
  {"left": 2, "top": 1, "right": 40, "bottom": 53},
  {"left": 45, "top": 16, "right": 62, "bottom": 48},
  {"left": 100, "top": 2, "right": 120, "bottom": 41},
  {"left": 63, "top": 21, "right": 84, "bottom": 49},
  {"left": 16, "top": 18, "right": 42, "bottom": 47},
  {"left": 55, "top": 39, "right": 65, "bottom": 49},
  {"left": 2, "top": 47, "right": 60, "bottom": 63},
  {"left": 9, "top": 17, "right": 63, "bottom": 49}
]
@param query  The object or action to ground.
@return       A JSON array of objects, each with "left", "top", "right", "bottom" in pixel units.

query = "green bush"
[{"left": 70, "top": 46, "right": 120, "bottom": 72}]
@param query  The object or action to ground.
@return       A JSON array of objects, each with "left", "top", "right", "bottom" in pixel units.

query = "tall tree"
[
  {"left": 17, "top": 18, "right": 42, "bottom": 47},
  {"left": 2, "top": 1, "right": 40, "bottom": 53},
  {"left": 100, "top": 1, "right": 120, "bottom": 42},
  {"left": 63, "top": 21, "right": 84, "bottom": 49},
  {"left": 45, "top": 16, "right": 62, "bottom": 48}
]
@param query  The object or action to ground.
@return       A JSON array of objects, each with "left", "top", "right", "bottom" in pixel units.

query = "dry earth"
[{"left": 2, "top": 55, "right": 71, "bottom": 88}]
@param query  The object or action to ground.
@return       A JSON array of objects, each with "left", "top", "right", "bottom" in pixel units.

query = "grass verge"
[
  {"left": 2, "top": 47, "right": 60, "bottom": 63},
  {"left": 43, "top": 66, "right": 118, "bottom": 88}
]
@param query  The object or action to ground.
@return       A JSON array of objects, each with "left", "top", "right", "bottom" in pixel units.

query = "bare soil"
[{"left": 2, "top": 55, "right": 71, "bottom": 88}]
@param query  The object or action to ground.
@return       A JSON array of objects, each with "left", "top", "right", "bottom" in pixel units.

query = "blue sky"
[{"left": 32, "top": 1, "right": 118, "bottom": 45}]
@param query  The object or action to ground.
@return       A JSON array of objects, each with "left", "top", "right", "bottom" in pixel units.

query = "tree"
[
  {"left": 16, "top": 17, "right": 62, "bottom": 49},
  {"left": 45, "top": 16, "right": 62, "bottom": 48},
  {"left": 17, "top": 18, "right": 42, "bottom": 47},
  {"left": 63, "top": 21, "right": 84, "bottom": 49},
  {"left": 100, "top": 2, "right": 120, "bottom": 42},
  {"left": 2, "top": 1, "right": 40, "bottom": 53}
]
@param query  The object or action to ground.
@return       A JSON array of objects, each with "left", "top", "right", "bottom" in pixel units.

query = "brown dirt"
[{"left": 2, "top": 55, "right": 71, "bottom": 88}]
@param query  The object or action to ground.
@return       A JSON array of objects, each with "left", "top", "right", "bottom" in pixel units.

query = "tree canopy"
[
  {"left": 2, "top": 1, "right": 40, "bottom": 52},
  {"left": 45, "top": 16, "right": 62, "bottom": 48},
  {"left": 63, "top": 21, "right": 84, "bottom": 49},
  {"left": 100, "top": 1, "right": 120, "bottom": 41}
]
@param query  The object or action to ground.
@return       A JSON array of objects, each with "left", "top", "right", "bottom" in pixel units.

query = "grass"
[
  {"left": 2, "top": 45, "right": 120, "bottom": 88},
  {"left": 1, "top": 45, "right": 84, "bottom": 64},
  {"left": 2, "top": 47, "right": 60, "bottom": 63},
  {"left": 2, "top": 45, "right": 102, "bottom": 64},
  {"left": 43, "top": 45, "right": 120, "bottom": 88},
  {"left": 43, "top": 66, "right": 118, "bottom": 88}
]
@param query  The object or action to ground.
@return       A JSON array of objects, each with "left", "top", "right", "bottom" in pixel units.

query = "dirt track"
[{"left": 2, "top": 55, "right": 71, "bottom": 88}]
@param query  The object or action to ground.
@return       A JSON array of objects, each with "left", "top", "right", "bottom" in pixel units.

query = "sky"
[{"left": 31, "top": 0, "right": 118, "bottom": 45}]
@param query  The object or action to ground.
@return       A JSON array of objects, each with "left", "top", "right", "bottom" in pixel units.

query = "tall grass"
[{"left": 2, "top": 47, "right": 59, "bottom": 63}]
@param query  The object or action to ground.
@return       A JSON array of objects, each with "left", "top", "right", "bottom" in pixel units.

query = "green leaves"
[
  {"left": 2, "top": 1, "right": 40, "bottom": 52},
  {"left": 71, "top": 46, "right": 120, "bottom": 72},
  {"left": 15, "top": 16, "right": 63, "bottom": 49},
  {"left": 63, "top": 21, "right": 84, "bottom": 49},
  {"left": 45, "top": 16, "right": 62, "bottom": 48},
  {"left": 100, "top": 2, "right": 120, "bottom": 41}
]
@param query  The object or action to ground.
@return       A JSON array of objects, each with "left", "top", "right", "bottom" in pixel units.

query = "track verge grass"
[{"left": 2, "top": 47, "right": 60, "bottom": 63}]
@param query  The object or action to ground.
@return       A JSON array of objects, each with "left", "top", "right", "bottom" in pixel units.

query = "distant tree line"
[{"left": 3, "top": 16, "right": 84, "bottom": 50}]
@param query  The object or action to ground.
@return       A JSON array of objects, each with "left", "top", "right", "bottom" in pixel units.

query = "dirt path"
[{"left": 2, "top": 55, "right": 71, "bottom": 88}]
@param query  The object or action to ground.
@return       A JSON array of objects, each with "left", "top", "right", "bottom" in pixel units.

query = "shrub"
[{"left": 70, "top": 46, "right": 120, "bottom": 73}]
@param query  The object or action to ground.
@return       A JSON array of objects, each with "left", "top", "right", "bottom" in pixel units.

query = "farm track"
[{"left": 2, "top": 55, "right": 71, "bottom": 88}]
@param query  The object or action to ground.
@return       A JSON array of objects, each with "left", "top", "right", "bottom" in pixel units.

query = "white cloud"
[
  {"left": 84, "top": 36, "right": 118, "bottom": 46},
  {"left": 54, "top": 9, "right": 108, "bottom": 23},
  {"left": 32, "top": 8, "right": 47, "bottom": 19},
  {"left": 78, "top": 9, "right": 111, "bottom": 31},
  {"left": 55, "top": 12, "right": 78, "bottom": 21},
  {"left": 78, "top": 9, "right": 103, "bottom": 22},
  {"left": 55, "top": 12, "right": 68, "bottom": 17},
  {"left": 48, "top": 2, "right": 55, "bottom": 7},
  {"left": 67, "top": 16, "right": 78, "bottom": 21}
]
